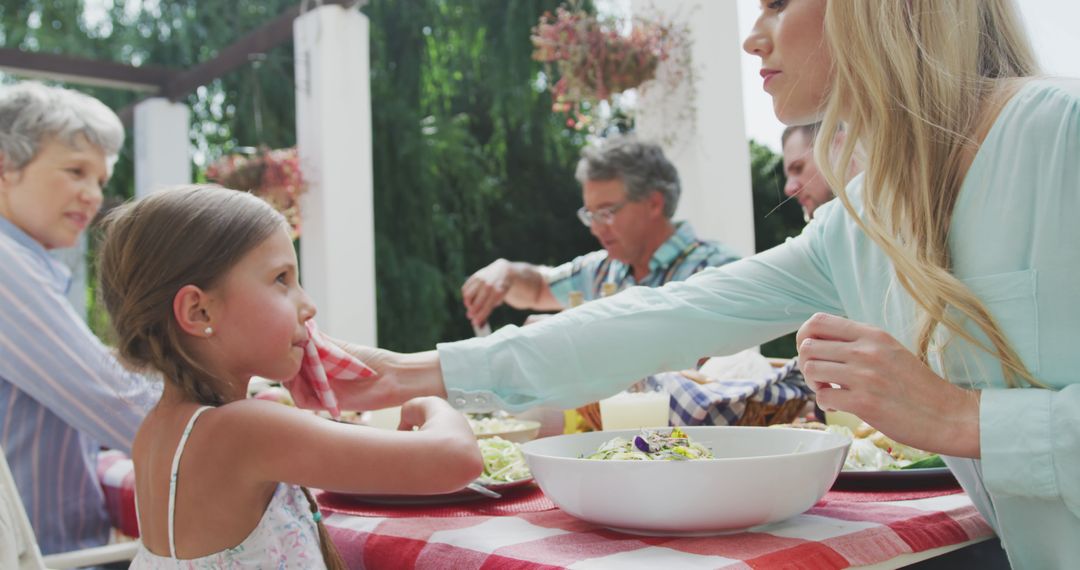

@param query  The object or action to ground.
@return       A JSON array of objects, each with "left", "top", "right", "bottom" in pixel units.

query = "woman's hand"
[
  {"left": 328, "top": 343, "right": 447, "bottom": 412},
  {"left": 796, "top": 313, "right": 981, "bottom": 458}
]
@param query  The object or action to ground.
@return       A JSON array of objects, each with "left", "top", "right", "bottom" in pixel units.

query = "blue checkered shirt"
[{"left": 544, "top": 222, "right": 739, "bottom": 304}]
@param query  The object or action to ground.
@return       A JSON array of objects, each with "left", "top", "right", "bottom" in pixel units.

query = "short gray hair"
[
  {"left": 0, "top": 82, "right": 124, "bottom": 173},
  {"left": 574, "top": 134, "right": 680, "bottom": 218}
]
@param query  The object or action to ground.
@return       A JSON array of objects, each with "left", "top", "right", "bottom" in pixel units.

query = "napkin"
[{"left": 292, "top": 319, "right": 375, "bottom": 418}]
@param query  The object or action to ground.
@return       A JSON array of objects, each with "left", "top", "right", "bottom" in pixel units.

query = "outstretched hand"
[
  {"left": 796, "top": 313, "right": 981, "bottom": 458},
  {"left": 461, "top": 259, "right": 513, "bottom": 328}
]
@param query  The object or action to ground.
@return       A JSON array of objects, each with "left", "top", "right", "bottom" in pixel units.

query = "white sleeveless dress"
[{"left": 129, "top": 406, "right": 327, "bottom": 569}]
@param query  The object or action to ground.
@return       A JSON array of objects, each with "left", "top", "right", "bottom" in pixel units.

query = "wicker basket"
[{"left": 575, "top": 359, "right": 807, "bottom": 431}]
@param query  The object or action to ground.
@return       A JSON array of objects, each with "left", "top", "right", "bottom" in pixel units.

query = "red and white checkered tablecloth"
[
  {"left": 99, "top": 452, "right": 994, "bottom": 569},
  {"left": 321, "top": 489, "right": 992, "bottom": 569}
]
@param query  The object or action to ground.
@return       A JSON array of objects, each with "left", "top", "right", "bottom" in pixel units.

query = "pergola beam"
[
  {"left": 1, "top": 1, "right": 360, "bottom": 127},
  {"left": 0, "top": 48, "right": 172, "bottom": 93}
]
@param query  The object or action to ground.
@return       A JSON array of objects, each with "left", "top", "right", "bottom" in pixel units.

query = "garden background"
[{"left": 0, "top": 0, "right": 804, "bottom": 357}]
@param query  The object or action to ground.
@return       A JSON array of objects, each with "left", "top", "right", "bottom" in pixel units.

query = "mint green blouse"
[{"left": 438, "top": 78, "right": 1080, "bottom": 567}]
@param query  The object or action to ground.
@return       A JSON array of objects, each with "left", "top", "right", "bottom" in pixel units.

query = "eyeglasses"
[{"left": 576, "top": 200, "right": 631, "bottom": 227}]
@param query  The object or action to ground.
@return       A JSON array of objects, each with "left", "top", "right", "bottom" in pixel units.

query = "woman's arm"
[
  {"left": 435, "top": 219, "right": 847, "bottom": 412},
  {"left": 325, "top": 208, "right": 848, "bottom": 414}
]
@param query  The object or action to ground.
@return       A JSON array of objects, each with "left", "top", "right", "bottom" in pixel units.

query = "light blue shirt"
[
  {"left": 544, "top": 221, "right": 740, "bottom": 304},
  {"left": 439, "top": 78, "right": 1080, "bottom": 568},
  {"left": 0, "top": 215, "right": 159, "bottom": 555}
]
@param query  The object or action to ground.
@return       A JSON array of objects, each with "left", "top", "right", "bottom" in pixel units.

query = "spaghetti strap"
[{"left": 166, "top": 406, "right": 214, "bottom": 561}]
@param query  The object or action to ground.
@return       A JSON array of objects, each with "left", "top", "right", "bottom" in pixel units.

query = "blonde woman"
[{"left": 318, "top": 1, "right": 1078, "bottom": 566}]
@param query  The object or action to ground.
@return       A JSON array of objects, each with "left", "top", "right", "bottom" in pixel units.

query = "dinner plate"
[
  {"left": 833, "top": 467, "right": 956, "bottom": 490},
  {"left": 328, "top": 477, "right": 535, "bottom": 506},
  {"left": 472, "top": 420, "right": 542, "bottom": 443}
]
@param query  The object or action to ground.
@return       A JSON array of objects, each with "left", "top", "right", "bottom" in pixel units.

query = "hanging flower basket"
[
  {"left": 206, "top": 147, "right": 306, "bottom": 238},
  {"left": 531, "top": 4, "right": 691, "bottom": 132}
]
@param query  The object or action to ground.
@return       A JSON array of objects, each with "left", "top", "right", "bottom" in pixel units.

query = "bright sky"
[{"left": 737, "top": 0, "right": 1080, "bottom": 152}]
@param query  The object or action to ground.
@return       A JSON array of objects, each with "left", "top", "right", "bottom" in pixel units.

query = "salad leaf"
[
  {"left": 900, "top": 455, "right": 946, "bottom": 470},
  {"left": 477, "top": 436, "right": 531, "bottom": 483}
]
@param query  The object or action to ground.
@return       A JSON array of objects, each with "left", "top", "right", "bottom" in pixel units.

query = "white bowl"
[{"left": 521, "top": 426, "right": 850, "bottom": 535}]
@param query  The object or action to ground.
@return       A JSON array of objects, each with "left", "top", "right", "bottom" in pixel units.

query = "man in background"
[
  {"left": 781, "top": 123, "right": 836, "bottom": 221},
  {"left": 461, "top": 134, "right": 739, "bottom": 329}
]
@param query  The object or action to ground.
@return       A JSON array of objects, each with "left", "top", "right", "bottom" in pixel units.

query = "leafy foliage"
[
  {"left": 2, "top": 1, "right": 803, "bottom": 355},
  {"left": 2, "top": 0, "right": 592, "bottom": 351},
  {"left": 749, "top": 139, "right": 804, "bottom": 357}
]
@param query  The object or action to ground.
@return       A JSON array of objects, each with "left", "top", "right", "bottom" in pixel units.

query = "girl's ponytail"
[{"left": 301, "top": 487, "right": 348, "bottom": 570}]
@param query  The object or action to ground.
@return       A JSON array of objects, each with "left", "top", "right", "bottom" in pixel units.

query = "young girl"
[
  {"left": 97, "top": 185, "right": 482, "bottom": 568},
  {"left": 332, "top": 1, "right": 1078, "bottom": 567}
]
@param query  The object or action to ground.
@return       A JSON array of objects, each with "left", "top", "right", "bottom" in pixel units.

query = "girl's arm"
[{"left": 217, "top": 396, "right": 483, "bottom": 495}]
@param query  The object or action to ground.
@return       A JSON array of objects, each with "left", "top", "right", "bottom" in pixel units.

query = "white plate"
[
  {"left": 473, "top": 420, "right": 542, "bottom": 443},
  {"left": 834, "top": 467, "right": 956, "bottom": 489}
]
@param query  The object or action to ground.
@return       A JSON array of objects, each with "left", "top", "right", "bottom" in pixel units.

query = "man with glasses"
[{"left": 462, "top": 134, "right": 739, "bottom": 329}]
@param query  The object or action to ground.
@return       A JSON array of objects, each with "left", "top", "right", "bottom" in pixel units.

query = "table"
[
  {"left": 318, "top": 484, "right": 994, "bottom": 569},
  {"left": 98, "top": 451, "right": 995, "bottom": 569}
]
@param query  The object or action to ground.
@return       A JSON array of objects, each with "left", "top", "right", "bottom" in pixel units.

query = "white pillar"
[
  {"left": 631, "top": 0, "right": 755, "bottom": 257},
  {"left": 294, "top": 4, "right": 377, "bottom": 345},
  {"left": 52, "top": 233, "right": 88, "bottom": 321},
  {"left": 134, "top": 98, "right": 191, "bottom": 197}
]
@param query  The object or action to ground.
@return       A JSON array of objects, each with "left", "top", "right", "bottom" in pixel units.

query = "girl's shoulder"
[{"left": 203, "top": 398, "right": 327, "bottom": 450}]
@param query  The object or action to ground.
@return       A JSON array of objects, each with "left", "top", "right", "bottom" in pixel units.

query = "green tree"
[
  {"left": 2, "top": 0, "right": 592, "bottom": 351},
  {"left": 749, "top": 139, "right": 804, "bottom": 357}
]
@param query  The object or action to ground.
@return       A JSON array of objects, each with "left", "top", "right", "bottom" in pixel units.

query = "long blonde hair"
[{"left": 817, "top": 0, "right": 1041, "bottom": 387}]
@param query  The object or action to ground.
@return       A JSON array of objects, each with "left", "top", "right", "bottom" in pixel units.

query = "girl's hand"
[
  {"left": 796, "top": 313, "right": 981, "bottom": 458},
  {"left": 398, "top": 396, "right": 472, "bottom": 437}
]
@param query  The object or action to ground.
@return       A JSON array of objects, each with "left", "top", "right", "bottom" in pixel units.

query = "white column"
[
  {"left": 630, "top": 0, "right": 755, "bottom": 257},
  {"left": 294, "top": 4, "right": 377, "bottom": 345},
  {"left": 52, "top": 233, "right": 88, "bottom": 321},
  {"left": 134, "top": 98, "right": 191, "bottom": 198}
]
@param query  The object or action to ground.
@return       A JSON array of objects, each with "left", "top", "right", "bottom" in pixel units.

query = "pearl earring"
[{"left": 204, "top": 326, "right": 214, "bottom": 336}]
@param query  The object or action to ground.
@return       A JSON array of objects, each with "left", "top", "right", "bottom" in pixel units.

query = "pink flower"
[{"left": 206, "top": 146, "right": 306, "bottom": 239}]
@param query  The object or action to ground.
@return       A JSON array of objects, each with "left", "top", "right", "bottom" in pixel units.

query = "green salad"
[
  {"left": 586, "top": 427, "right": 715, "bottom": 461},
  {"left": 478, "top": 436, "right": 531, "bottom": 483}
]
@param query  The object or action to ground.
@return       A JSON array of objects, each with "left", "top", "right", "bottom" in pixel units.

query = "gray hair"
[
  {"left": 0, "top": 82, "right": 124, "bottom": 173},
  {"left": 574, "top": 134, "right": 680, "bottom": 218}
]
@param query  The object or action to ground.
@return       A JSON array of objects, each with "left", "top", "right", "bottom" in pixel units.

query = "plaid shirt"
[{"left": 543, "top": 221, "right": 739, "bottom": 305}]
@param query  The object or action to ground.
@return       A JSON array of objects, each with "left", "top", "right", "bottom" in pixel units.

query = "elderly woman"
[{"left": 0, "top": 82, "right": 159, "bottom": 555}]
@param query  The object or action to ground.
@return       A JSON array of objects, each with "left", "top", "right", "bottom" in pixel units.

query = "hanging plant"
[
  {"left": 205, "top": 146, "right": 306, "bottom": 238},
  {"left": 530, "top": 3, "right": 693, "bottom": 134}
]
